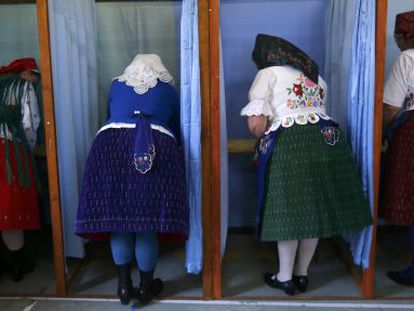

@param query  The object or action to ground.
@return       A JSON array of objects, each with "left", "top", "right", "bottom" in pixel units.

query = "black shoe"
[
  {"left": 264, "top": 272, "right": 295, "bottom": 296},
  {"left": 388, "top": 271, "right": 414, "bottom": 286},
  {"left": 138, "top": 269, "right": 164, "bottom": 305},
  {"left": 116, "top": 263, "right": 133, "bottom": 305},
  {"left": 293, "top": 275, "right": 309, "bottom": 292},
  {"left": 10, "top": 249, "right": 35, "bottom": 282}
]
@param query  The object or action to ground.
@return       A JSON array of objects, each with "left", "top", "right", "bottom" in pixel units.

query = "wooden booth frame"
[
  {"left": 204, "top": 0, "right": 390, "bottom": 301},
  {"left": 0, "top": 0, "right": 402, "bottom": 302},
  {"left": 0, "top": 0, "right": 67, "bottom": 296},
  {"left": 0, "top": 0, "right": 216, "bottom": 299}
]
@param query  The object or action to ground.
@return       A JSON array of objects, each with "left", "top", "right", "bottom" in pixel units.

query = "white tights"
[
  {"left": 1, "top": 230, "right": 24, "bottom": 251},
  {"left": 276, "top": 238, "right": 319, "bottom": 282}
]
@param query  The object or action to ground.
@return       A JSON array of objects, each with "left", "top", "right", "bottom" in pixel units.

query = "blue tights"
[{"left": 110, "top": 232, "right": 158, "bottom": 272}]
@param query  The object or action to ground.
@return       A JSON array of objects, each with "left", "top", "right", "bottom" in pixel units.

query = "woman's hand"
[{"left": 247, "top": 115, "right": 268, "bottom": 138}]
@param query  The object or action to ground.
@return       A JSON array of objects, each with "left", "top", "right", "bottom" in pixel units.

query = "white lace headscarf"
[{"left": 116, "top": 54, "right": 174, "bottom": 95}]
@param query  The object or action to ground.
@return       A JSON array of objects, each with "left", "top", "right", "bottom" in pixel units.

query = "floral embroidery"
[
  {"left": 286, "top": 74, "right": 324, "bottom": 110},
  {"left": 258, "top": 134, "right": 272, "bottom": 155},
  {"left": 404, "top": 92, "right": 414, "bottom": 110},
  {"left": 287, "top": 99, "right": 295, "bottom": 108},
  {"left": 292, "top": 83, "right": 303, "bottom": 96},
  {"left": 133, "top": 144, "right": 156, "bottom": 174},
  {"left": 295, "top": 115, "right": 307, "bottom": 125},
  {"left": 319, "top": 88, "right": 324, "bottom": 100},
  {"left": 321, "top": 126, "right": 340, "bottom": 146},
  {"left": 308, "top": 113, "right": 319, "bottom": 123},
  {"left": 266, "top": 113, "right": 328, "bottom": 134},
  {"left": 304, "top": 78, "right": 316, "bottom": 88},
  {"left": 282, "top": 117, "right": 294, "bottom": 127}
]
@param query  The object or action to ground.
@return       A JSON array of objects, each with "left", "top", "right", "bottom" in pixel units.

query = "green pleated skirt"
[{"left": 260, "top": 124, "right": 372, "bottom": 241}]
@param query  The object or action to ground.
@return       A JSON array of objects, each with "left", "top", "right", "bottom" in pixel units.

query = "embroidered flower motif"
[
  {"left": 304, "top": 77, "right": 317, "bottom": 88},
  {"left": 134, "top": 153, "right": 153, "bottom": 174},
  {"left": 133, "top": 145, "right": 156, "bottom": 174},
  {"left": 287, "top": 99, "right": 295, "bottom": 108},
  {"left": 321, "top": 126, "right": 340, "bottom": 146},
  {"left": 295, "top": 115, "right": 307, "bottom": 125},
  {"left": 293, "top": 83, "right": 303, "bottom": 96},
  {"left": 319, "top": 88, "right": 324, "bottom": 100},
  {"left": 286, "top": 74, "right": 324, "bottom": 110},
  {"left": 259, "top": 135, "right": 272, "bottom": 155},
  {"left": 283, "top": 117, "right": 294, "bottom": 127},
  {"left": 307, "top": 113, "right": 319, "bottom": 124}
]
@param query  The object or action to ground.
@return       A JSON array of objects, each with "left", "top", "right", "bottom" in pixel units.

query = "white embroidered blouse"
[
  {"left": 241, "top": 66, "right": 330, "bottom": 134},
  {"left": 383, "top": 49, "right": 414, "bottom": 111}
]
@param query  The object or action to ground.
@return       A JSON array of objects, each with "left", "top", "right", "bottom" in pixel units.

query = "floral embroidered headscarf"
[{"left": 252, "top": 34, "right": 319, "bottom": 84}]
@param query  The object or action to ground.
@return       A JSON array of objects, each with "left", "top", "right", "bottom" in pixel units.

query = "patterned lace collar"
[{"left": 115, "top": 54, "right": 173, "bottom": 95}]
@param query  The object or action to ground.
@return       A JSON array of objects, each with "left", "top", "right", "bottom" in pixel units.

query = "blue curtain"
[
  {"left": 324, "top": 0, "right": 355, "bottom": 128},
  {"left": 48, "top": 0, "right": 99, "bottom": 258},
  {"left": 181, "top": 0, "right": 202, "bottom": 274},
  {"left": 346, "top": 0, "right": 376, "bottom": 269}
]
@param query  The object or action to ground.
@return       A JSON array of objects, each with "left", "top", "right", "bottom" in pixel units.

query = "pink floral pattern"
[{"left": 286, "top": 74, "right": 324, "bottom": 110}]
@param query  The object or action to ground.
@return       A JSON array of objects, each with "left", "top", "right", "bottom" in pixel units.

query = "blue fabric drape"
[
  {"left": 324, "top": 0, "right": 355, "bottom": 128},
  {"left": 346, "top": 0, "right": 376, "bottom": 269},
  {"left": 181, "top": 0, "right": 202, "bottom": 274},
  {"left": 48, "top": 0, "right": 99, "bottom": 258}
]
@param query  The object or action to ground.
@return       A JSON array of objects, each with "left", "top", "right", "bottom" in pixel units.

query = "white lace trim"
[
  {"left": 116, "top": 54, "right": 174, "bottom": 95},
  {"left": 117, "top": 65, "right": 173, "bottom": 95},
  {"left": 265, "top": 111, "right": 331, "bottom": 135},
  {"left": 96, "top": 122, "right": 175, "bottom": 139},
  {"left": 240, "top": 100, "right": 273, "bottom": 116}
]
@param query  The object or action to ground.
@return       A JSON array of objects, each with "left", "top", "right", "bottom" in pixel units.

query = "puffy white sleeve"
[
  {"left": 240, "top": 68, "right": 276, "bottom": 117},
  {"left": 21, "top": 82, "right": 40, "bottom": 150},
  {"left": 383, "top": 53, "right": 413, "bottom": 108}
]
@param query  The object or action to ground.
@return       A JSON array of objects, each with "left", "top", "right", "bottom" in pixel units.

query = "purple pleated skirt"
[{"left": 75, "top": 128, "right": 188, "bottom": 240}]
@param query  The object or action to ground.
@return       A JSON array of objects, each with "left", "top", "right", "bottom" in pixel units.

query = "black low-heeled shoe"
[
  {"left": 10, "top": 249, "right": 36, "bottom": 283},
  {"left": 293, "top": 275, "right": 309, "bottom": 292},
  {"left": 388, "top": 271, "right": 414, "bottom": 286},
  {"left": 263, "top": 272, "right": 295, "bottom": 296}
]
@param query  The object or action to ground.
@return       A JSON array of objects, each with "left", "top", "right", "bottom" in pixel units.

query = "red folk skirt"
[
  {"left": 0, "top": 139, "right": 41, "bottom": 230},
  {"left": 382, "top": 111, "right": 414, "bottom": 225}
]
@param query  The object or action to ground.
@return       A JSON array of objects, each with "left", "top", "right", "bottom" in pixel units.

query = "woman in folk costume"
[
  {"left": 0, "top": 58, "right": 41, "bottom": 282},
  {"left": 76, "top": 54, "right": 188, "bottom": 305},
  {"left": 382, "top": 11, "right": 414, "bottom": 286},
  {"left": 241, "top": 34, "right": 372, "bottom": 295}
]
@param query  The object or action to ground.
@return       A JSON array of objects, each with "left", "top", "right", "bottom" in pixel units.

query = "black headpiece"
[{"left": 252, "top": 34, "right": 319, "bottom": 84}]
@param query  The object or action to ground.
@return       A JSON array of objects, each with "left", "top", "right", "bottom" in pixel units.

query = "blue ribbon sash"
[{"left": 132, "top": 111, "right": 155, "bottom": 174}]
